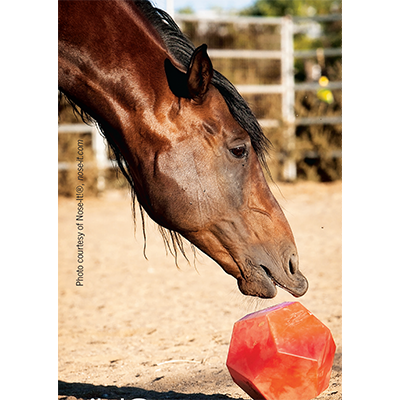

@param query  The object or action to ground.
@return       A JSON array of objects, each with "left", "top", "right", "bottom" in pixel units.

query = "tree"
[{"left": 240, "top": 0, "right": 341, "bottom": 17}]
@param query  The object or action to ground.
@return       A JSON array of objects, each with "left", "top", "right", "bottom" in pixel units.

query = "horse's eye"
[{"left": 230, "top": 145, "right": 247, "bottom": 159}]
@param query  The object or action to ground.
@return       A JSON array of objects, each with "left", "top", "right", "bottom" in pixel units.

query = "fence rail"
[
  {"left": 257, "top": 115, "right": 342, "bottom": 128},
  {"left": 175, "top": 13, "right": 341, "bottom": 180},
  {"left": 58, "top": 123, "right": 114, "bottom": 191},
  {"left": 58, "top": 123, "right": 92, "bottom": 134},
  {"left": 59, "top": 13, "right": 341, "bottom": 184},
  {"left": 235, "top": 81, "right": 342, "bottom": 94},
  {"left": 207, "top": 48, "right": 342, "bottom": 59}
]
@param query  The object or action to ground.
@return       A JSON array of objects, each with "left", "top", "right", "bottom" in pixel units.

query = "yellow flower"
[
  {"left": 317, "top": 89, "right": 334, "bottom": 104},
  {"left": 319, "top": 76, "right": 329, "bottom": 87}
]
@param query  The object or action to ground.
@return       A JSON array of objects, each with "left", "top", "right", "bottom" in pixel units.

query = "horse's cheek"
[{"left": 149, "top": 150, "right": 203, "bottom": 231}]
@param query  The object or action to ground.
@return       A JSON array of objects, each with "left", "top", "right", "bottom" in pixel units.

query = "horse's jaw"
[{"left": 182, "top": 227, "right": 308, "bottom": 299}]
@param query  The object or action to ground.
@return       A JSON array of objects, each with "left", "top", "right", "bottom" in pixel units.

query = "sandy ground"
[{"left": 58, "top": 181, "right": 342, "bottom": 400}]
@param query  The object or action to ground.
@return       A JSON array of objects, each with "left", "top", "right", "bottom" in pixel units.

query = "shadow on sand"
[
  {"left": 58, "top": 380, "right": 241, "bottom": 400},
  {"left": 59, "top": 351, "right": 341, "bottom": 399}
]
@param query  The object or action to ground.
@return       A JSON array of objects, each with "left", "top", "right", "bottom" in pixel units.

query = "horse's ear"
[
  {"left": 165, "top": 58, "right": 190, "bottom": 98},
  {"left": 187, "top": 44, "right": 213, "bottom": 102},
  {"left": 164, "top": 44, "right": 213, "bottom": 101}
]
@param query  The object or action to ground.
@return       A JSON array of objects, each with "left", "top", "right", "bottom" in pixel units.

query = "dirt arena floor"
[{"left": 58, "top": 181, "right": 342, "bottom": 400}]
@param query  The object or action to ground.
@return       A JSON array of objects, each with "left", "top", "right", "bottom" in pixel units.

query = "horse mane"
[
  {"left": 134, "top": 1, "right": 272, "bottom": 169},
  {"left": 59, "top": 0, "right": 272, "bottom": 264},
  {"left": 60, "top": 90, "right": 192, "bottom": 263}
]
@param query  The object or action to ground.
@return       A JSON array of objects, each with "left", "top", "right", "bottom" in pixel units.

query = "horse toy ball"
[{"left": 226, "top": 302, "right": 336, "bottom": 400}]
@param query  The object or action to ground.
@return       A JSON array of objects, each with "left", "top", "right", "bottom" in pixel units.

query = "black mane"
[
  {"left": 135, "top": 0, "right": 271, "bottom": 169},
  {"left": 59, "top": 0, "right": 271, "bottom": 262}
]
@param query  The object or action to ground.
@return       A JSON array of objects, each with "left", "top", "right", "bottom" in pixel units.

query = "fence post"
[
  {"left": 166, "top": 0, "right": 174, "bottom": 18},
  {"left": 91, "top": 125, "right": 108, "bottom": 192},
  {"left": 281, "top": 16, "right": 296, "bottom": 181}
]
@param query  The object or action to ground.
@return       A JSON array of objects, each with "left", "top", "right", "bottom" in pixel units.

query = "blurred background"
[
  {"left": 58, "top": 0, "right": 342, "bottom": 196},
  {"left": 58, "top": 4, "right": 342, "bottom": 397}
]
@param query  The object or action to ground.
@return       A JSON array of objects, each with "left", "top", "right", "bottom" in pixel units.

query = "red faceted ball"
[{"left": 226, "top": 302, "right": 336, "bottom": 400}]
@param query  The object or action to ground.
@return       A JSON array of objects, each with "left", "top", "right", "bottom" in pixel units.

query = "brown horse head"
[{"left": 58, "top": 0, "right": 308, "bottom": 299}]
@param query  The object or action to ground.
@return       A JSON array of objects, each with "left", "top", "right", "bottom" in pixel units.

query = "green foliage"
[
  {"left": 240, "top": 0, "right": 341, "bottom": 17},
  {"left": 241, "top": 0, "right": 342, "bottom": 82},
  {"left": 180, "top": 20, "right": 280, "bottom": 50},
  {"left": 294, "top": 89, "right": 342, "bottom": 181},
  {"left": 177, "top": 6, "right": 194, "bottom": 14},
  {"left": 59, "top": 3, "right": 342, "bottom": 194},
  {"left": 179, "top": 13, "right": 341, "bottom": 182}
]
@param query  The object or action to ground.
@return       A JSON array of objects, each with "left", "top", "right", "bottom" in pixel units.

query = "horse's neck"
[{"left": 58, "top": 0, "right": 172, "bottom": 132}]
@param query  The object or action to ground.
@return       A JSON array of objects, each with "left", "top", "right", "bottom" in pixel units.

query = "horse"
[{"left": 58, "top": 0, "right": 308, "bottom": 299}]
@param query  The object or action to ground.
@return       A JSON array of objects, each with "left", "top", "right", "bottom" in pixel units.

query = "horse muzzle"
[{"left": 237, "top": 250, "right": 309, "bottom": 299}]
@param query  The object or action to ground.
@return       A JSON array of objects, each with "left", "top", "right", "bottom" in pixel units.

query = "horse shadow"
[{"left": 58, "top": 380, "right": 241, "bottom": 400}]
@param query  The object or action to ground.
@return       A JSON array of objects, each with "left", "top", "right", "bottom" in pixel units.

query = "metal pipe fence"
[{"left": 59, "top": 13, "right": 341, "bottom": 186}]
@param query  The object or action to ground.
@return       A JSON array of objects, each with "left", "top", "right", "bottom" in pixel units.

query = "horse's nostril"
[{"left": 289, "top": 257, "right": 296, "bottom": 275}]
